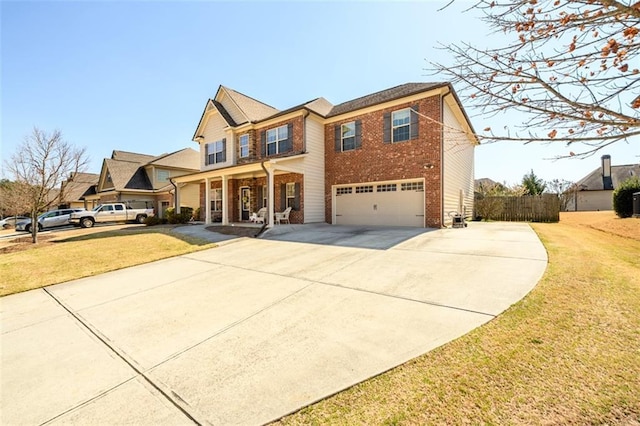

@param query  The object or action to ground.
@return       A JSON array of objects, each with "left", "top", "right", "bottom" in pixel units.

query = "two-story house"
[
  {"left": 173, "top": 83, "right": 478, "bottom": 228},
  {"left": 86, "top": 148, "right": 200, "bottom": 217}
]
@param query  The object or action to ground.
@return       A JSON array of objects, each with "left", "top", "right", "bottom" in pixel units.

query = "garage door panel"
[{"left": 335, "top": 182, "right": 424, "bottom": 227}]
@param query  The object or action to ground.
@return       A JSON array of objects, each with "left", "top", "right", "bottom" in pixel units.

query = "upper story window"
[
  {"left": 392, "top": 109, "right": 411, "bottom": 142},
  {"left": 383, "top": 106, "right": 419, "bottom": 143},
  {"left": 342, "top": 122, "right": 356, "bottom": 151},
  {"left": 205, "top": 139, "right": 226, "bottom": 165},
  {"left": 261, "top": 124, "right": 293, "bottom": 157},
  {"left": 334, "top": 120, "right": 362, "bottom": 152},
  {"left": 157, "top": 169, "right": 170, "bottom": 182},
  {"left": 239, "top": 134, "right": 249, "bottom": 158}
]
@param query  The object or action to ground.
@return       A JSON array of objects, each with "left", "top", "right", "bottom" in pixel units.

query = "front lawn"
[
  {"left": 0, "top": 227, "right": 216, "bottom": 296},
  {"left": 275, "top": 212, "right": 640, "bottom": 424}
]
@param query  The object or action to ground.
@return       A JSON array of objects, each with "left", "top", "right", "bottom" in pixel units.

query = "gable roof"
[
  {"left": 221, "top": 86, "right": 279, "bottom": 122},
  {"left": 326, "top": 82, "right": 447, "bottom": 117},
  {"left": 576, "top": 163, "right": 640, "bottom": 191},
  {"left": 100, "top": 148, "right": 199, "bottom": 192},
  {"left": 147, "top": 148, "right": 199, "bottom": 170},
  {"left": 104, "top": 158, "right": 152, "bottom": 191},
  {"left": 111, "top": 150, "right": 156, "bottom": 163},
  {"left": 61, "top": 172, "right": 99, "bottom": 202}
]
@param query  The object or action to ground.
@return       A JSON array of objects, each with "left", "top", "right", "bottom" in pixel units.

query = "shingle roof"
[
  {"left": 222, "top": 86, "right": 279, "bottom": 122},
  {"left": 61, "top": 172, "right": 99, "bottom": 202},
  {"left": 111, "top": 150, "right": 156, "bottom": 163},
  {"left": 104, "top": 159, "right": 151, "bottom": 191},
  {"left": 576, "top": 164, "right": 640, "bottom": 190},
  {"left": 212, "top": 100, "right": 238, "bottom": 127},
  {"left": 147, "top": 148, "right": 199, "bottom": 170},
  {"left": 326, "top": 82, "right": 447, "bottom": 117}
]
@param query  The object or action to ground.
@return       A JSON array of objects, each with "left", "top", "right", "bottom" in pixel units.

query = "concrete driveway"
[{"left": 1, "top": 222, "right": 547, "bottom": 425}]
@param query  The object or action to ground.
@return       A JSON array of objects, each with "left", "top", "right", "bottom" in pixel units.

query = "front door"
[{"left": 240, "top": 187, "right": 250, "bottom": 221}]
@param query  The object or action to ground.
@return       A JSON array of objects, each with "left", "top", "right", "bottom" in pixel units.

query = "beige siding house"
[
  {"left": 174, "top": 83, "right": 478, "bottom": 228},
  {"left": 568, "top": 155, "right": 640, "bottom": 211},
  {"left": 86, "top": 148, "right": 200, "bottom": 217}
]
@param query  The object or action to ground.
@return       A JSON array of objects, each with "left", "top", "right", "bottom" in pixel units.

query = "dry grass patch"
[
  {"left": 275, "top": 212, "right": 640, "bottom": 425},
  {"left": 0, "top": 227, "right": 216, "bottom": 296}
]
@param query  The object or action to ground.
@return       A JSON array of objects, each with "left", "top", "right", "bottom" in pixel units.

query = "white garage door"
[{"left": 334, "top": 180, "right": 425, "bottom": 227}]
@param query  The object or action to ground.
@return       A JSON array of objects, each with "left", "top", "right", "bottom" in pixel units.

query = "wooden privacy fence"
[{"left": 475, "top": 194, "right": 560, "bottom": 223}]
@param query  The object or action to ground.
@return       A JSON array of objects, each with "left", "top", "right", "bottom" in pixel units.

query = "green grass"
[
  {"left": 275, "top": 215, "right": 640, "bottom": 424},
  {"left": 0, "top": 227, "right": 216, "bottom": 296}
]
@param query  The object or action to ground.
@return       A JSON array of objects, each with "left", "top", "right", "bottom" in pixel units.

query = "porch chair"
[
  {"left": 275, "top": 207, "right": 292, "bottom": 225},
  {"left": 251, "top": 207, "right": 267, "bottom": 224}
]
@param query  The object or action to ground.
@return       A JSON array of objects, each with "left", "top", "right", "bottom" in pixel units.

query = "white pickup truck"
[{"left": 69, "top": 203, "right": 154, "bottom": 228}]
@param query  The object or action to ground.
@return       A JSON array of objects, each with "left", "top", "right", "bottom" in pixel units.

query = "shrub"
[
  {"left": 165, "top": 206, "right": 194, "bottom": 224},
  {"left": 193, "top": 207, "right": 201, "bottom": 221},
  {"left": 144, "top": 215, "right": 161, "bottom": 226},
  {"left": 613, "top": 176, "right": 640, "bottom": 218}
]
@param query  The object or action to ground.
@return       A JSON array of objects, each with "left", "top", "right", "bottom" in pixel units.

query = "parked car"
[
  {"left": 0, "top": 216, "right": 30, "bottom": 229},
  {"left": 15, "top": 209, "right": 85, "bottom": 233},
  {"left": 69, "top": 203, "right": 153, "bottom": 228}
]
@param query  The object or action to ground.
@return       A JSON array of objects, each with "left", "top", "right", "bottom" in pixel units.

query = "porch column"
[
  {"left": 267, "top": 167, "right": 275, "bottom": 228},
  {"left": 205, "top": 177, "right": 211, "bottom": 224},
  {"left": 222, "top": 175, "right": 229, "bottom": 225}
]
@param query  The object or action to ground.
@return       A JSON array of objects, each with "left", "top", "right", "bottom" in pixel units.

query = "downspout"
[
  {"left": 169, "top": 178, "right": 178, "bottom": 216},
  {"left": 440, "top": 91, "right": 446, "bottom": 228},
  {"left": 301, "top": 110, "right": 309, "bottom": 153}
]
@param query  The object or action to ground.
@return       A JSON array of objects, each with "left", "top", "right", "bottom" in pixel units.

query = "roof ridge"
[{"left": 222, "top": 86, "right": 279, "bottom": 111}]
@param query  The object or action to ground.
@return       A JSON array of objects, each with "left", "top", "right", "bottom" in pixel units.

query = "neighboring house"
[
  {"left": 568, "top": 155, "right": 640, "bottom": 211},
  {"left": 59, "top": 172, "right": 100, "bottom": 210},
  {"left": 173, "top": 83, "right": 479, "bottom": 228},
  {"left": 84, "top": 148, "right": 200, "bottom": 217}
]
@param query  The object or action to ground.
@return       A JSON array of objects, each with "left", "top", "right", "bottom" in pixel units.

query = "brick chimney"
[{"left": 602, "top": 155, "right": 613, "bottom": 190}]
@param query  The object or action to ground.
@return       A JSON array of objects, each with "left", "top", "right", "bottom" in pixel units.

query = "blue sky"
[{"left": 2, "top": 0, "right": 638, "bottom": 186}]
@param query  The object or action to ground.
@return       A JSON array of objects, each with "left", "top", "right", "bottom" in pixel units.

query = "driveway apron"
[{"left": 1, "top": 222, "right": 547, "bottom": 425}]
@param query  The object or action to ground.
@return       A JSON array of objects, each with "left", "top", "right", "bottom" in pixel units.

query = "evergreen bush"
[{"left": 613, "top": 176, "right": 640, "bottom": 218}]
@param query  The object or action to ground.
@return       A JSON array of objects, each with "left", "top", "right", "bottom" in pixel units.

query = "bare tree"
[
  {"left": 5, "top": 128, "right": 89, "bottom": 243},
  {"left": 546, "top": 177, "right": 575, "bottom": 210},
  {"left": 431, "top": 0, "right": 640, "bottom": 157},
  {"left": 0, "top": 179, "right": 30, "bottom": 218}
]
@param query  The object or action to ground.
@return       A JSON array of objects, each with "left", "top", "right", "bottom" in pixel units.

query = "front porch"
[{"left": 173, "top": 157, "right": 306, "bottom": 229}]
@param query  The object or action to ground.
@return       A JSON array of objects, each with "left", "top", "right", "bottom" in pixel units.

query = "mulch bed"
[{"left": 205, "top": 226, "right": 261, "bottom": 238}]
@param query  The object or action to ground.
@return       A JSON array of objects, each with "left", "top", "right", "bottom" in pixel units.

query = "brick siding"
[{"left": 324, "top": 96, "right": 443, "bottom": 227}]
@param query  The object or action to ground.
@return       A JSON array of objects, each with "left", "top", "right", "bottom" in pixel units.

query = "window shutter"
[
  {"left": 383, "top": 112, "right": 391, "bottom": 143},
  {"left": 410, "top": 105, "right": 419, "bottom": 139},
  {"left": 280, "top": 184, "right": 286, "bottom": 211},
  {"left": 260, "top": 131, "right": 266, "bottom": 157},
  {"left": 294, "top": 183, "right": 301, "bottom": 211},
  {"left": 287, "top": 123, "right": 294, "bottom": 152},
  {"left": 221, "top": 138, "right": 227, "bottom": 162},
  {"left": 204, "top": 143, "right": 209, "bottom": 165},
  {"left": 334, "top": 125, "right": 341, "bottom": 152},
  {"left": 355, "top": 120, "right": 362, "bottom": 149}
]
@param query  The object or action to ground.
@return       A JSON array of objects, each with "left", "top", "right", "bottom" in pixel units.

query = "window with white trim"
[
  {"left": 341, "top": 122, "right": 356, "bottom": 151},
  {"left": 211, "top": 188, "right": 222, "bottom": 212},
  {"left": 239, "top": 134, "right": 249, "bottom": 158},
  {"left": 392, "top": 109, "right": 411, "bottom": 142},
  {"left": 266, "top": 125, "right": 288, "bottom": 155},
  {"left": 286, "top": 183, "right": 296, "bottom": 209},
  {"left": 207, "top": 140, "right": 225, "bottom": 165},
  {"left": 262, "top": 185, "right": 267, "bottom": 208}
]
